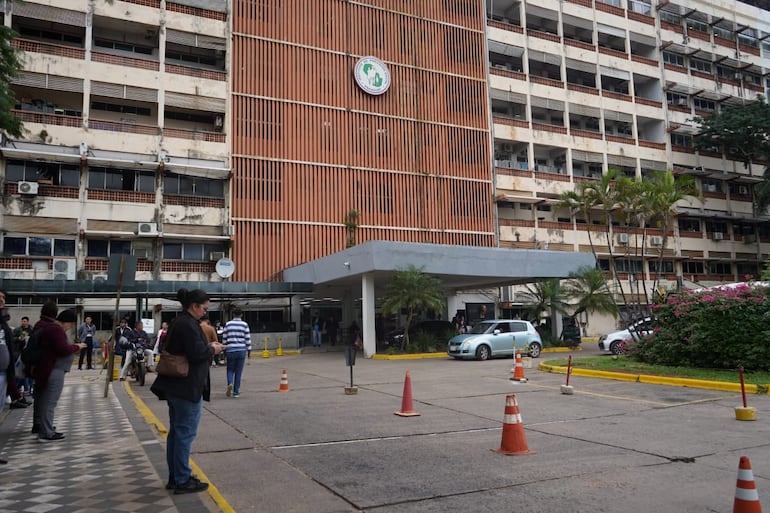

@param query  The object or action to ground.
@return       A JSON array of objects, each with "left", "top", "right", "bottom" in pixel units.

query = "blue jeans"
[
  {"left": 166, "top": 396, "right": 202, "bottom": 485},
  {"left": 226, "top": 350, "right": 247, "bottom": 395}
]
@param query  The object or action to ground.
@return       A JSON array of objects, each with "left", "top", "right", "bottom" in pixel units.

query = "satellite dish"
[{"left": 215, "top": 257, "right": 235, "bottom": 279}]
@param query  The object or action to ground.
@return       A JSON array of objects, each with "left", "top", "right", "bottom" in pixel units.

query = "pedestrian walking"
[
  {"left": 150, "top": 288, "right": 224, "bottom": 494},
  {"left": 77, "top": 316, "right": 96, "bottom": 370},
  {"left": 31, "top": 305, "right": 85, "bottom": 442},
  {"left": 12, "top": 316, "right": 33, "bottom": 394},
  {"left": 222, "top": 308, "right": 251, "bottom": 398}
]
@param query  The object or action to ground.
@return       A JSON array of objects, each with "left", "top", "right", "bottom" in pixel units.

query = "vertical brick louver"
[{"left": 231, "top": 0, "right": 495, "bottom": 281}]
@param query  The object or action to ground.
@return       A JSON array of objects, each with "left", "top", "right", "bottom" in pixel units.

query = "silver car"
[{"left": 448, "top": 320, "right": 542, "bottom": 361}]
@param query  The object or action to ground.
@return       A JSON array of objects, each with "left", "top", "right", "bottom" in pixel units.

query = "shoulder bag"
[{"left": 156, "top": 351, "right": 189, "bottom": 378}]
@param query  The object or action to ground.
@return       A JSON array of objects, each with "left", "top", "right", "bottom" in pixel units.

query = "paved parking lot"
[{"left": 124, "top": 350, "right": 770, "bottom": 513}]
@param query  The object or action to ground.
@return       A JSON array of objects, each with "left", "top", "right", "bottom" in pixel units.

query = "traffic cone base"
[
  {"left": 733, "top": 455, "right": 762, "bottom": 513},
  {"left": 510, "top": 350, "right": 528, "bottom": 382},
  {"left": 493, "top": 394, "right": 533, "bottom": 455},
  {"left": 278, "top": 369, "right": 290, "bottom": 392},
  {"left": 395, "top": 371, "right": 421, "bottom": 417}
]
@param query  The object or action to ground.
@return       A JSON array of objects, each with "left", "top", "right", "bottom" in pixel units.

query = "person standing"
[
  {"left": 222, "top": 308, "right": 251, "bottom": 398},
  {"left": 0, "top": 289, "right": 14, "bottom": 463},
  {"left": 153, "top": 321, "right": 169, "bottom": 356},
  {"left": 312, "top": 316, "right": 322, "bottom": 347},
  {"left": 12, "top": 316, "right": 33, "bottom": 394},
  {"left": 77, "top": 316, "right": 96, "bottom": 370},
  {"left": 325, "top": 316, "right": 339, "bottom": 346},
  {"left": 32, "top": 305, "right": 85, "bottom": 442},
  {"left": 150, "top": 288, "right": 224, "bottom": 494},
  {"left": 114, "top": 318, "right": 134, "bottom": 360}
]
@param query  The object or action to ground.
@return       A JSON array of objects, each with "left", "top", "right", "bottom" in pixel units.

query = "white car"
[{"left": 597, "top": 317, "right": 654, "bottom": 355}]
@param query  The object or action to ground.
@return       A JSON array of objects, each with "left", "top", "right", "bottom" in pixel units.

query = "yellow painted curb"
[
  {"left": 372, "top": 352, "right": 449, "bottom": 360},
  {"left": 538, "top": 362, "right": 767, "bottom": 394},
  {"left": 122, "top": 382, "right": 237, "bottom": 513}
]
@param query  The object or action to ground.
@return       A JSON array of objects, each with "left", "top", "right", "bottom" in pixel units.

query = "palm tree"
[
  {"left": 644, "top": 170, "right": 699, "bottom": 295},
  {"left": 380, "top": 266, "right": 445, "bottom": 349},
  {"left": 563, "top": 266, "right": 619, "bottom": 334},
  {"left": 521, "top": 278, "right": 569, "bottom": 341}
]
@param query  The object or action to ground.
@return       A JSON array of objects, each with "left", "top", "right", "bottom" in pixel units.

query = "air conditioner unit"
[
  {"left": 617, "top": 233, "right": 629, "bottom": 244},
  {"left": 734, "top": 72, "right": 743, "bottom": 80},
  {"left": 132, "top": 248, "right": 149, "bottom": 259},
  {"left": 209, "top": 251, "right": 225, "bottom": 261},
  {"left": 92, "top": 273, "right": 108, "bottom": 283},
  {"left": 53, "top": 259, "right": 76, "bottom": 280},
  {"left": 137, "top": 222, "right": 159, "bottom": 236},
  {"left": 712, "top": 231, "right": 724, "bottom": 240},
  {"left": 738, "top": 185, "right": 749, "bottom": 195},
  {"left": 214, "top": 115, "right": 224, "bottom": 131},
  {"left": 650, "top": 236, "right": 663, "bottom": 246},
  {"left": 223, "top": 224, "right": 235, "bottom": 237},
  {"left": 18, "top": 181, "right": 39, "bottom": 195}
]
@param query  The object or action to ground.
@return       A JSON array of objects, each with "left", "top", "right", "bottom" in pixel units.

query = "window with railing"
[
  {"left": 3, "top": 236, "right": 76, "bottom": 257},
  {"left": 94, "top": 39, "right": 154, "bottom": 56},
  {"left": 88, "top": 167, "right": 155, "bottom": 192},
  {"left": 670, "top": 133, "right": 693, "bottom": 148},
  {"left": 693, "top": 98, "right": 716, "bottom": 112},
  {"left": 18, "top": 26, "right": 83, "bottom": 46},
  {"left": 91, "top": 101, "right": 152, "bottom": 118},
  {"left": 162, "top": 242, "right": 227, "bottom": 261},
  {"left": 87, "top": 240, "right": 131, "bottom": 258},
  {"left": 6, "top": 159, "right": 79, "bottom": 185}
]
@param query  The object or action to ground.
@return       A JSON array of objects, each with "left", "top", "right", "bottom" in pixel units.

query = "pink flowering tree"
[{"left": 628, "top": 284, "right": 770, "bottom": 370}]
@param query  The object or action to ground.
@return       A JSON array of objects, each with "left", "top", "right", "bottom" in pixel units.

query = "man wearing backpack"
[{"left": 30, "top": 303, "right": 85, "bottom": 442}]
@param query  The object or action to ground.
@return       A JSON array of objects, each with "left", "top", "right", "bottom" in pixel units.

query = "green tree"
[
  {"left": 693, "top": 96, "right": 770, "bottom": 213},
  {"left": 380, "top": 266, "right": 444, "bottom": 349},
  {"left": 0, "top": 26, "right": 24, "bottom": 138},
  {"left": 521, "top": 278, "right": 568, "bottom": 341},
  {"left": 563, "top": 266, "right": 619, "bottom": 333}
]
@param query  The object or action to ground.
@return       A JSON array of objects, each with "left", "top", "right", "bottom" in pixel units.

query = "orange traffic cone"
[
  {"left": 278, "top": 369, "right": 290, "bottom": 392},
  {"left": 510, "top": 350, "right": 528, "bottom": 382},
  {"left": 493, "top": 394, "right": 532, "bottom": 455},
  {"left": 734, "top": 455, "right": 763, "bottom": 513},
  {"left": 394, "top": 371, "right": 421, "bottom": 417}
]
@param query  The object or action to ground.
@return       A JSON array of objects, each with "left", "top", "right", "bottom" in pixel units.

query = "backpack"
[{"left": 21, "top": 328, "right": 45, "bottom": 369}]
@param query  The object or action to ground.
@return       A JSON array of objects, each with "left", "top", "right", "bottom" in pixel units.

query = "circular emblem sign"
[
  {"left": 354, "top": 56, "right": 391, "bottom": 96},
  {"left": 215, "top": 257, "right": 235, "bottom": 279}
]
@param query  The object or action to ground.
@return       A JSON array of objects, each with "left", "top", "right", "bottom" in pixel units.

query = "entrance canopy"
[{"left": 283, "top": 241, "right": 596, "bottom": 294}]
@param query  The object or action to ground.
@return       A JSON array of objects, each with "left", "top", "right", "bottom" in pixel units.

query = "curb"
[{"left": 537, "top": 361, "right": 769, "bottom": 394}]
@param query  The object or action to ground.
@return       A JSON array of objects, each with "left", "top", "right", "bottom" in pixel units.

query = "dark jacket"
[
  {"left": 32, "top": 316, "right": 80, "bottom": 389},
  {"left": 151, "top": 311, "right": 213, "bottom": 402},
  {"left": 1, "top": 313, "right": 14, "bottom": 377}
]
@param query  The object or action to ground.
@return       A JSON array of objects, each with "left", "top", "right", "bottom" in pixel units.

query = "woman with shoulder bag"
[{"left": 150, "top": 288, "right": 224, "bottom": 494}]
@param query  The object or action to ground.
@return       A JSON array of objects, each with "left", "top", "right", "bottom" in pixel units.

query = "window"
[
  {"left": 682, "top": 261, "right": 704, "bottom": 274},
  {"left": 89, "top": 167, "right": 155, "bottom": 192},
  {"left": 91, "top": 102, "right": 152, "bottom": 117},
  {"left": 166, "top": 44, "right": 219, "bottom": 68},
  {"left": 702, "top": 179, "right": 723, "bottom": 193},
  {"left": 662, "top": 52, "right": 684, "bottom": 67},
  {"left": 5, "top": 159, "right": 79, "bottom": 186},
  {"left": 693, "top": 98, "right": 716, "bottom": 112},
  {"left": 162, "top": 242, "right": 226, "bottom": 261},
  {"left": 670, "top": 133, "right": 693, "bottom": 147},
  {"left": 164, "top": 173, "right": 224, "bottom": 199},
  {"left": 709, "top": 262, "right": 732, "bottom": 275},
  {"left": 2, "top": 236, "right": 75, "bottom": 257},
  {"left": 686, "top": 19, "right": 708, "bottom": 33},
  {"left": 614, "top": 259, "right": 643, "bottom": 273},
  {"left": 678, "top": 218, "right": 700, "bottom": 232},
  {"left": 94, "top": 39, "right": 153, "bottom": 56},
  {"left": 689, "top": 58, "right": 712, "bottom": 73},
  {"left": 18, "top": 26, "right": 83, "bottom": 45},
  {"left": 86, "top": 240, "right": 130, "bottom": 258},
  {"left": 713, "top": 27, "right": 734, "bottom": 40},
  {"left": 649, "top": 260, "right": 674, "bottom": 273},
  {"left": 705, "top": 221, "right": 728, "bottom": 233},
  {"left": 666, "top": 92, "right": 688, "bottom": 106},
  {"left": 659, "top": 11, "right": 681, "bottom": 24}
]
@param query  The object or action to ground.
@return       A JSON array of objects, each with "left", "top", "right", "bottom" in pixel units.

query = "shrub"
[{"left": 628, "top": 284, "right": 770, "bottom": 370}]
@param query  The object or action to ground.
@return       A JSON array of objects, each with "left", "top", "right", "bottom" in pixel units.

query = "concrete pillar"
[{"left": 361, "top": 273, "right": 375, "bottom": 358}]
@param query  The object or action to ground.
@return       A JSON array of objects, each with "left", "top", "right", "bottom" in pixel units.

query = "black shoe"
[
  {"left": 0, "top": 457, "right": 6, "bottom": 464},
  {"left": 31, "top": 425, "right": 39, "bottom": 434},
  {"left": 165, "top": 479, "right": 176, "bottom": 490},
  {"left": 38, "top": 432, "right": 65, "bottom": 442},
  {"left": 174, "top": 477, "right": 209, "bottom": 495},
  {"left": 78, "top": 367, "right": 82, "bottom": 370},
  {"left": 10, "top": 400, "right": 28, "bottom": 409}
]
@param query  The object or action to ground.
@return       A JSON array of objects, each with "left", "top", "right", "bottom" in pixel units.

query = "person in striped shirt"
[{"left": 222, "top": 308, "right": 251, "bottom": 398}]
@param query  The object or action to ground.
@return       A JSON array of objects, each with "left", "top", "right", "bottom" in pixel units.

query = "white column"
[{"left": 361, "top": 273, "right": 375, "bottom": 358}]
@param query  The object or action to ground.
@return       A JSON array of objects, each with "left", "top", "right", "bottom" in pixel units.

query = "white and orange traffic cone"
[
  {"left": 493, "top": 393, "right": 532, "bottom": 455},
  {"left": 510, "top": 350, "right": 528, "bottom": 383},
  {"left": 277, "top": 369, "right": 290, "bottom": 392},
  {"left": 734, "top": 455, "right": 763, "bottom": 513},
  {"left": 394, "top": 371, "right": 421, "bottom": 417}
]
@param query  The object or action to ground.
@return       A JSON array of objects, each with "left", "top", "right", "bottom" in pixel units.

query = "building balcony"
[
  {"left": 12, "top": 39, "right": 85, "bottom": 60},
  {"left": 12, "top": 109, "right": 82, "bottom": 128},
  {"left": 91, "top": 51, "right": 160, "bottom": 71},
  {"left": 88, "top": 118, "right": 160, "bottom": 136},
  {"left": 165, "top": 63, "right": 226, "bottom": 81},
  {"left": 163, "top": 127, "right": 226, "bottom": 143}
]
